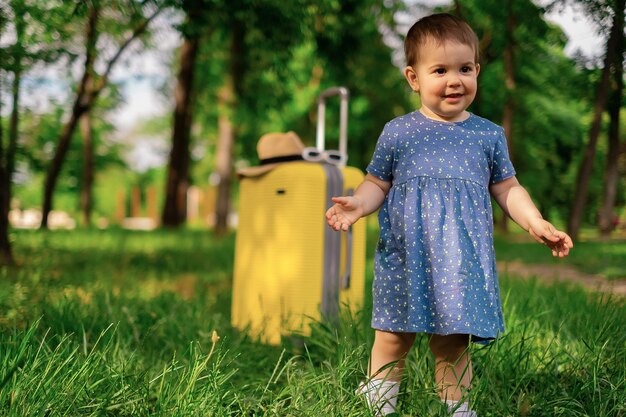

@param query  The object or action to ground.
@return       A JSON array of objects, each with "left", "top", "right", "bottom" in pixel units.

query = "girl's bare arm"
[
  {"left": 326, "top": 174, "right": 391, "bottom": 231},
  {"left": 490, "top": 176, "right": 573, "bottom": 257}
]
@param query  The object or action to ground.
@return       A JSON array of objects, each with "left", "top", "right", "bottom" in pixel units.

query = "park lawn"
[
  {"left": 0, "top": 228, "right": 624, "bottom": 416},
  {"left": 493, "top": 231, "right": 626, "bottom": 281}
]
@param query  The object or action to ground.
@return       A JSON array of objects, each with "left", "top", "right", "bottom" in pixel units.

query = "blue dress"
[{"left": 366, "top": 111, "right": 515, "bottom": 343}]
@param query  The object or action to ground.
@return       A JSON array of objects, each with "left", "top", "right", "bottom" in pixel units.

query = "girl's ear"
[
  {"left": 475, "top": 63, "right": 481, "bottom": 77},
  {"left": 403, "top": 66, "right": 419, "bottom": 93}
]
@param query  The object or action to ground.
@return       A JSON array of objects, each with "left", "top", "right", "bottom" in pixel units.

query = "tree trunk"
[
  {"left": 0, "top": 80, "right": 15, "bottom": 266},
  {"left": 40, "top": 4, "right": 161, "bottom": 228},
  {"left": 161, "top": 33, "right": 199, "bottom": 227},
  {"left": 79, "top": 111, "right": 95, "bottom": 227},
  {"left": 497, "top": 1, "right": 516, "bottom": 233},
  {"left": 0, "top": 136, "right": 11, "bottom": 266},
  {"left": 567, "top": 6, "right": 622, "bottom": 239},
  {"left": 598, "top": 1, "right": 625, "bottom": 236},
  {"left": 214, "top": 84, "right": 235, "bottom": 235},
  {"left": 214, "top": 22, "right": 245, "bottom": 236},
  {"left": 0, "top": 13, "right": 25, "bottom": 265},
  {"left": 41, "top": 4, "right": 98, "bottom": 229},
  {"left": 598, "top": 81, "right": 623, "bottom": 236}
]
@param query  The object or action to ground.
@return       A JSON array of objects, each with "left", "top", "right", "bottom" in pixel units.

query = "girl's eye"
[
  {"left": 461, "top": 66, "right": 472, "bottom": 73},
  {"left": 434, "top": 68, "right": 446, "bottom": 74}
]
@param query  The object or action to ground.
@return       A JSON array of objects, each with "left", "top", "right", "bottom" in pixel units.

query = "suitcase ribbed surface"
[{"left": 232, "top": 161, "right": 366, "bottom": 344}]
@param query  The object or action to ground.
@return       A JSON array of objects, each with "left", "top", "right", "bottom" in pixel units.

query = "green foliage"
[
  {"left": 182, "top": 0, "right": 614, "bottom": 226},
  {"left": 187, "top": 0, "right": 411, "bottom": 180},
  {"left": 440, "top": 0, "right": 592, "bottom": 222},
  {"left": 3, "top": 0, "right": 623, "bottom": 228},
  {"left": 13, "top": 103, "right": 126, "bottom": 216},
  {"left": 0, "top": 229, "right": 624, "bottom": 415},
  {"left": 308, "top": 0, "right": 411, "bottom": 168},
  {"left": 3, "top": 0, "right": 158, "bottom": 221},
  {"left": 0, "top": 0, "right": 77, "bottom": 73}
]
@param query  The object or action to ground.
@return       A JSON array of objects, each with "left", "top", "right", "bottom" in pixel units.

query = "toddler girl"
[{"left": 325, "top": 13, "right": 573, "bottom": 417}]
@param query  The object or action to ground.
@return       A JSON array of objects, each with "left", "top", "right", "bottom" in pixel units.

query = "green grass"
[
  {"left": 0, "top": 228, "right": 625, "bottom": 416},
  {"left": 494, "top": 232, "right": 626, "bottom": 280}
]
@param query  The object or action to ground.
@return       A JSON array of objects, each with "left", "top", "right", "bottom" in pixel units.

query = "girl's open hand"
[
  {"left": 325, "top": 196, "right": 363, "bottom": 232},
  {"left": 527, "top": 218, "right": 574, "bottom": 258}
]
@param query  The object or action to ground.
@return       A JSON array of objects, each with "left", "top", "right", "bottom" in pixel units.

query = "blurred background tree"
[
  {"left": 1, "top": 0, "right": 624, "bottom": 265},
  {"left": 1, "top": 0, "right": 77, "bottom": 263},
  {"left": 558, "top": 0, "right": 625, "bottom": 239},
  {"left": 447, "top": 0, "right": 591, "bottom": 231},
  {"left": 38, "top": 0, "right": 164, "bottom": 229}
]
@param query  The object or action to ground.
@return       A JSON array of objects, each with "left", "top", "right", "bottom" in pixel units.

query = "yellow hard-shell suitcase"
[{"left": 232, "top": 87, "right": 366, "bottom": 345}]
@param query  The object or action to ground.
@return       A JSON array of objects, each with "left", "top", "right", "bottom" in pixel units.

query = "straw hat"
[{"left": 237, "top": 131, "right": 305, "bottom": 177}]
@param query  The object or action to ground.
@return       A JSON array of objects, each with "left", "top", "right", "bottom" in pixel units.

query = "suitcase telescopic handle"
[{"left": 316, "top": 87, "right": 349, "bottom": 167}]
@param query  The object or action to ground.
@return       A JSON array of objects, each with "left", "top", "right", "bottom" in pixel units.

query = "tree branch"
[{"left": 94, "top": 6, "right": 165, "bottom": 95}]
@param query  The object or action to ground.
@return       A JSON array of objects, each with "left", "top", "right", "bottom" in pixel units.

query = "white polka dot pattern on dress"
[{"left": 366, "top": 111, "right": 516, "bottom": 343}]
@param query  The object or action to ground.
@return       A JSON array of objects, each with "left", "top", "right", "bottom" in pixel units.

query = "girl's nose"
[{"left": 447, "top": 75, "right": 462, "bottom": 87}]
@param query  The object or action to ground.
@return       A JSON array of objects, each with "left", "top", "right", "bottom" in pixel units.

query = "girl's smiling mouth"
[{"left": 444, "top": 93, "right": 464, "bottom": 102}]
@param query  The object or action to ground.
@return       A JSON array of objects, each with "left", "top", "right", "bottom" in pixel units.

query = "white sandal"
[
  {"left": 445, "top": 400, "right": 477, "bottom": 417},
  {"left": 356, "top": 379, "right": 400, "bottom": 416}
]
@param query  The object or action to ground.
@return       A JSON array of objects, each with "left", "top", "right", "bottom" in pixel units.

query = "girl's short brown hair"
[{"left": 404, "top": 13, "right": 479, "bottom": 67}]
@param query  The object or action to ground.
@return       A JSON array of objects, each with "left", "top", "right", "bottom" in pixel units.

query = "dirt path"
[{"left": 497, "top": 261, "right": 626, "bottom": 297}]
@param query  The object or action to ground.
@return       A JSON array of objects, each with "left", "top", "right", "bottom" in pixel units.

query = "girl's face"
[{"left": 403, "top": 39, "right": 480, "bottom": 123}]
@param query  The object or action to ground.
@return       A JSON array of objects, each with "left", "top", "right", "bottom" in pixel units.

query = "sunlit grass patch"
[
  {"left": 0, "top": 229, "right": 624, "bottom": 416},
  {"left": 494, "top": 233, "right": 626, "bottom": 280}
]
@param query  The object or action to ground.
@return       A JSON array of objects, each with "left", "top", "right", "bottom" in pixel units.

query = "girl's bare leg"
[
  {"left": 359, "top": 330, "right": 416, "bottom": 415},
  {"left": 428, "top": 333, "right": 472, "bottom": 402},
  {"left": 369, "top": 330, "right": 416, "bottom": 380}
]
